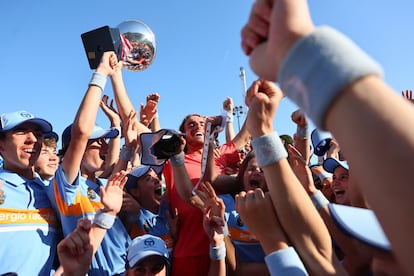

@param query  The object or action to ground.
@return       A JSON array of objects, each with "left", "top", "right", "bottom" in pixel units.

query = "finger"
[
  {"left": 254, "top": 188, "right": 265, "bottom": 199},
  {"left": 235, "top": 191, "right": 247, "bottom": 211}
]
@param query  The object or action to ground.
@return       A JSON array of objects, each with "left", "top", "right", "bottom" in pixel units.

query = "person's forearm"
[
  {"left": 263, "top": 160, "right": 344, "bottom": 275},
  {"left": 110, "top": 71, "right": 134, "bottom": 122},
  {"left": 225, "top": 121, "right": 235, "bottom": 143},
  {"left": 170, "top": 155, "right": 204, "bottom": 209},
  {"left": 294, "top": 136, "right": 310, "bottom": 165},
  {"left": 326, "top": 75, "right": 414, "bottom": 273},
  {"left": 110, "top": 71, "right": 151, "bottom": 148}
]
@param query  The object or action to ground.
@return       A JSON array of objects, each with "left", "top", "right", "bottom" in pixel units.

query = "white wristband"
[
  {"left": 89, "top": 72, "right": 107, "bottom": 91},
  {"left": 279, "top": 26, "right": 383, "bottom": 130},
  {"left": 93, "top": 209, "right": 115, "bottom": 229},
  {"left": 318, "top": 171, "right": 332, "bottom": 182},
  {"left": 310, "top": 190, "right": 330, "bottom": 211},
  {"left": 120, "top": 145, "right": 133, "bottom": 161},
  {"left": 296, "top": 125, "right": 309, "bottom": 139},
  {"left": 170, "top": 151, "right": 185, "bottom": 167},
  {"left": 251, "top": 132, "right": 288, "bottom": 167},
  {"left": 210, "top": 243, "right": 226, "bottom": 260}
]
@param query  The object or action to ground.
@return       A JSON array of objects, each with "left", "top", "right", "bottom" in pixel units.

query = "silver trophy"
[{"left": 81, "top": 20, "right": 156, "bottom": 71}]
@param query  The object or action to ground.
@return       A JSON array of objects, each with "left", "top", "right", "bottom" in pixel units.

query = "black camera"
[
  {"left": 152, "top": 132, "right": 183, "bottom": 159},
  {"left": 140, "top": 129, "right": 186, "bottom": 166}
]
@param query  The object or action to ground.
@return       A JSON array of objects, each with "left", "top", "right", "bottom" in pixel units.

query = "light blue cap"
[
  {"left": 0, "top": 110, "right": 52, "bottom": 133},
  {"left": 62, "top": 124, "right": 119, "bottom": 149},
  {"left": 323, "top": 157, "right": 349, "bottom": 173},
  {"left": 329, "top": 203, "right": 391, "bottom": 252},
  {"left": 127, "top": 234, "right": 169, "bottom": 268}
]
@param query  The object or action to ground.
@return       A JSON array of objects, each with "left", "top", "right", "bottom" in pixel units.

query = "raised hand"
[
  {"left": 291, "top": 109, "right": 307, "bottom": 128},
  {"left": 223, "top": 96, "right": 234, "bottom": 113},
  {"left": 100, "top": 170, "right": 128, "bottom": 215},
  {"left": 123, "top": 110, "right": 139, "bottom": 148},
  {"left": 140, "top": 92, "right": 160, "bottom": 126},
  {"left": 195, "top": 181, "right": 225, "bottom": 220},
  {"left": 244, "top": 79, "right": 284, "bottom": 137},
  {"left": 202, "top": 204, "right": 227, "bottom": 247},
  {"left": 235, "top": 189, "right": 289, "bottom": 254},
  {"left": 241, "top": 0, "right": 315, "bottom": 81},
  {"left": 57, "top": 219, "right": 93, "bottom": 276},
  {"left": 96, "top": 51, "right": 119, "bottom": 77}
]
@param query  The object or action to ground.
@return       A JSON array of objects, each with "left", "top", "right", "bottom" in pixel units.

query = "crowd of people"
[{"left": 1, "top": 0, "right": 413, "bottom": 275}]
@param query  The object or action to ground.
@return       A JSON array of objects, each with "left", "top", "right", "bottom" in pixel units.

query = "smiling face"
[
  {"left": 0, "top": 122, "right": 43, "bottom": 178},
  {"left": 332, "top": 166, "right": 350, "bottom": 205},
  {"left": 129, "top": 169, "right": 163, "bottom": 213},
  {"left": 181, "top": 115, "right": 206, "bottom": 150},
  {"left": 242, "top": 156, "right": 267, "bottom": 192},
  {"left": 35, "top": 139, "right": 58, "bottom": 180}
]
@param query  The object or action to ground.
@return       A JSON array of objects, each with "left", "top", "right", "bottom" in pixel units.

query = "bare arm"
[
  {"left": 170, "top": 136, "right": 204, "bottom": 209},
  {"left": 223, "top": 96, "right": 236, "bottom": 143},
  {"left": 110, "top": 63, "right": 151, "bottom": 149},
  {"left": 244, "top": 79, "right": 345, "bottom": 275},
  {"left": 97, "top": 95, "right": 121, "bottom": 178},
  {"left": 291, "top": 109, "right": 311, "bottom": 164},
  {"left": 62, "top": 52, "right": 118, "bottom": 184},
  {"left": 325, "top": 76, "right": 414, "bottom": 274}
]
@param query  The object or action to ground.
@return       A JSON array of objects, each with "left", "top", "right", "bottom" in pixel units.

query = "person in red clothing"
[{"left": 163, "top": 111, "right": 249, "bottom": 276}]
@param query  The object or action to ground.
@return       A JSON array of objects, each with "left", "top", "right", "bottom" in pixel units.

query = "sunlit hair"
[
  {"left": 179, "top": 113, "right": 204, "bottom": 153},
  {"left": 178, "top": 113, "right": 203, "bottom": 133},
  {"left": 43, "top": 137, "right": 57, "bottom": 149}
]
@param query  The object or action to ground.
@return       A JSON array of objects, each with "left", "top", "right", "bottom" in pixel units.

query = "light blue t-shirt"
[
  {"left": 220, "top": 194, "right": 266, "bottom": 263},
  {"left": 0, "top": 168, "right": 59, "bottom": 275},
  {"left": 52, "top": 166, "right": 131, "bottom": 276}
]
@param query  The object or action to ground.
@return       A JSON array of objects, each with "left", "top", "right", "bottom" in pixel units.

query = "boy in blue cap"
[{"left": 0, "top": 110, "right": 60, "bottom": 275}]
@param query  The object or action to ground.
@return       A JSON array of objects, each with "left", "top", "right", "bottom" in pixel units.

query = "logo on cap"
[
  {"left": 144, "top": 237, "right": 156, "bottom": 247},
  {"left": 19, "top": 111, "right": 33, "bottom": 119}
]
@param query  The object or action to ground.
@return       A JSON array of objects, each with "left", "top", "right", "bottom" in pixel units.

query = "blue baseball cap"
[
  {"left": 311, "top": 129, "right": 332, "bottom": 156},
  {"left": 44, "top": 131, "right": 59, "bottom": 142},
  {"left": 61, "top": 123, "right": 119, "bottom": 149},
  {"left": 323, "top": 157, "right": 349, "bottom": 173},
  {"left": 0, "top": 110, "right": 52, "bottom": 133},
  {"left": 125, "top": 164, "right": 164, "bottom": 191},
  {"left": 127, "top": 234, "right": 169, "bottom": 268},
  {"left": 328, "top": 203, "right": 391, "bottom": 252}
]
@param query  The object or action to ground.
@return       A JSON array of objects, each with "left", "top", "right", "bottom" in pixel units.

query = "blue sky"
[{"left": 1, "top": 1, "right": 413, "bottom": 160}]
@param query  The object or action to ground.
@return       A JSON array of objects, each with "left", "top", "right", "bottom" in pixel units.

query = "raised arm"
[
  {"left": 97, "top": 95, "right": 121, "bottom": 178},
  {"left": 291, "top": 109, "right": 310, "bottom": 164},
  {"left": 244, "top": 79, "right": 345, "bottom": 275},
  {"left": 110, "top": 61, "right": 151, "bottom": 148},
  {"left": 140, "top": 92, "right": 161, "bottom": 132},
  {"left": 62, "top": 52, "right": 118, "bottom": 184},
  {"left": 242, "top": 1, "right": 414, "bottom": 273},
  {"left": 222, "top": 96, "right": 236, "bottom": 143}
]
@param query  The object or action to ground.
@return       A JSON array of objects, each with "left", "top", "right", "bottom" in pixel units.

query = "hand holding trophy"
[{"left": 81, "top": 20, "right": 156, "bottom": 71}]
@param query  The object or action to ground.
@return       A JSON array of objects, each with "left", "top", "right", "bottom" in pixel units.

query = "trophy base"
[{"left": 81, "top": 26, "right": 122, "bottom": 69}]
